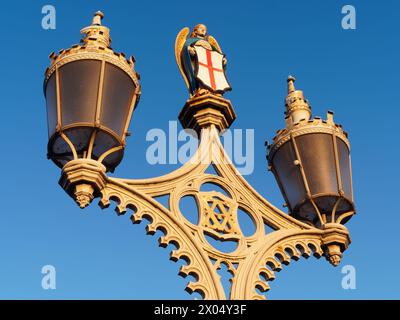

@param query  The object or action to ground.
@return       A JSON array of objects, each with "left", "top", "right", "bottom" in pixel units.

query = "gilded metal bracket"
[
  {"left": 47, "top": 14, "right": 353, "bottom": 300},
  {"left": 61, "top": 125, "right": 350, "bottom": 299}
]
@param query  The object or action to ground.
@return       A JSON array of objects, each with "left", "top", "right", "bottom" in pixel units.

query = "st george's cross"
[{"left": 194, "top": 45, "right": 231, "bottom": 92}]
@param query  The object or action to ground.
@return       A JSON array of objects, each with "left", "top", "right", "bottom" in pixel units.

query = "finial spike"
[
  {"left": 93, "top": 11, "right": 104, "bottom": 26},
  {"left": 81, "top": 11, "right": 111, "bottom": 47},
  {"left": 285, "top": 76, "right": 312, "bottom": 126},
  {"left": 287, "top": 75, "right": 296, "bottom": 94}
]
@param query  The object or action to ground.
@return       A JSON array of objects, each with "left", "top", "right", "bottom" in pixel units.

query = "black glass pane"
[
  {"left": 337, "top": 137, "right": 352, "bottom": 201},
  {"left": 45, "top": 74, "right": 57, "bottom": 137},
  {"left": 297, "top": 200, "right": 318, "bottom": 222},
  {"left": 296, "top": 133, "right": 338, "bottom": 196},
  {"left": 65, "top": 127, "right": 94, "bottom": 154},
  {"left": 100, "top": 63, "right": 135, "bottom": 137},
  {"left": 59, "top": 60, "right": 101, "bottom": 126},
  {"left": 272, "top": 141, "right": 306, "bottom": 210},
  {"left": 91, "top": 130, "right": 119, "bottom": 160}
]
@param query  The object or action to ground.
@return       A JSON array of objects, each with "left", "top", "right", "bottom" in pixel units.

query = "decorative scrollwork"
[
  {"left": 98, "top": 184, "right": 226, "bottom": 299},
  {"left": 48, "top": 14, "right": 352, "bottom": 300},
  {"left": 76, "top": 126, "right": 350, "bottom": 299},
  {"left": 230, "top": 230, "right": 325, "bottom": 299}
]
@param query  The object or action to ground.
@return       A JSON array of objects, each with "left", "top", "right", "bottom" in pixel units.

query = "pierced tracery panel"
[{"left": 95, "top": 127, "right": 322, "bottom": 299}]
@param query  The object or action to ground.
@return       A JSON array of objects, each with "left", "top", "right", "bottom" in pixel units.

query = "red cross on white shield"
[{"left": 194, "top": 45, "right": 231, "bottom": 92}]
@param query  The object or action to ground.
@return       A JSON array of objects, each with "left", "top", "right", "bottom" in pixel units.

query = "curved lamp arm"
[{"left": 59, "top": 126, "right": 350, "bottom": 299}]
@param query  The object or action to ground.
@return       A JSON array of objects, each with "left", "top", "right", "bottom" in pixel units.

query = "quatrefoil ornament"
[{"left": 198, "top": 191, "right": 242, "bottom": 241}]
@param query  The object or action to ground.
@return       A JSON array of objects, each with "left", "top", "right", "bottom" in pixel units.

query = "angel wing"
[
  {"left": 207, "top": 35, "right": 222, "bottom": 53},
  {"left": 175, "top": 27, "right": 190, "bottom": 90}
]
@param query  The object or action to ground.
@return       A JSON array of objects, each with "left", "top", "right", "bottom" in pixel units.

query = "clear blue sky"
[{"left": 0, "top": 0, "right": 398, "bottom": 299}]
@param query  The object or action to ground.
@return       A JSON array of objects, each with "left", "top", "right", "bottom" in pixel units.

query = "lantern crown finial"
[
  {"left": 285, "top": 75, "right": 312, "bottom": 125},
  {"left": 93, "top": 11, "right": 104, "bottom": 25},
  {"left": 287, "top": 75, "right": 296, "bottom": 93},
  {"left": 80, "top": 11, "right": 111, "bottom": 47}
]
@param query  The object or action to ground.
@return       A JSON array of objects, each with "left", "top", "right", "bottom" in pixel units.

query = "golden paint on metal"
[
  {"left": 122, "top": 92, "right": 138, "bottom": 141},
  {"left": 336, "top": 210, "right": 355, "bottom": 224},
  {"left": 60, "top": 132, "right": 77, "bottom": 159},
  {"left": 332, "top": 132, "right": 344, "bottom": 195},
  {"left": 45, "top": 12, "right": 140, "bottom": 90},
  {"left": 86, "top": 130, "right": 97, "bottom": 160},
  {"left": 58, "top": 120, "right": 352, "bottom": 299},
  {"left": 199, "top": 191, "right": 241, "bottom": 240},
  {"left": 175, "top": 27, "right": 190, "bottom": 91},
  {"left": 95, "top": 60, "right": 106, "bottom": 126},
  {"left": 349, "top": 155, "right": 354, "bottom": 202},
  {"left": 98, "top": 145, "right": 123, "bottom": 163},
  {"left": 330, "top": 197, "right": 342, "bottom": 223},
  {"left": 55, "top": 66, "right": 61, "bottom": 130},
  {"left": 46, "top": 15, "right": 355, "bottom": 300}
]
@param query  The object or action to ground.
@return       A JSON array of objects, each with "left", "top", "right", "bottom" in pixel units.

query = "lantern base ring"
[
  {"left": 59, "top": 159, "right": 107, "bottom": 208},
  {"left": 321, "top": 223, "right": 351, "bottom": 266}
]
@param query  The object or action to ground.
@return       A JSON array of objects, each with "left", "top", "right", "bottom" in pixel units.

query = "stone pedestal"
[{"left": 179, "top": 93, "right": 236, "bottom": 133}]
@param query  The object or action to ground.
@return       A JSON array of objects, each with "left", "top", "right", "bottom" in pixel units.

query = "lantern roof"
[
  {"left": 268, "top": 77, "right": 350, "bottom": 159},
  {"left": 285, "top": 75, "right": 312, "bottom": 126},
  {"left": 44, "top": 12, "right": 140, "bottom": 93}
]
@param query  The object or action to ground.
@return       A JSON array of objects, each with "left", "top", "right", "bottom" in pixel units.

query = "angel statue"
[{"left": 175, "top": 24, "right": 231, "bottom": 96}]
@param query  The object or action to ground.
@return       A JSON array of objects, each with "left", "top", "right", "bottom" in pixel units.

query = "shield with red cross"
[{"left": 194, "top": 45, "right": 231, "bottom": 93}]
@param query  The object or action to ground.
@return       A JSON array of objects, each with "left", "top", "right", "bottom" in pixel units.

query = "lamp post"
[{"left": 43, "top": 12, "right": 355, "bottom": 300}]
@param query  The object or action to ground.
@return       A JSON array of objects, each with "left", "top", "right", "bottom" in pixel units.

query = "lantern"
[
  {"left": 43, "top": 12, "right": 141, "bottom": 208},
  {"left": 267, "top": 76, "right": 355, "bottom": 226},
  {"left": 44, "top": 11, "right": 141, "bottom": 173}
]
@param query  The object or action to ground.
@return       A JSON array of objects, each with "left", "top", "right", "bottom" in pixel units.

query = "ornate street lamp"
[
  {"left": 44, "top": 11, "right": 141, "bottom": 208},
  {"left": 43, "top": 13, "right": 356, "bottom": 299},
  {"left": 267, "top": 76, "right": 355, "bottom": 265}
]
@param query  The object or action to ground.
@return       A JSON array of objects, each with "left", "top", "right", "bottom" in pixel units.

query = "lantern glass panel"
[
  {"left": 45, "top": 74, "right": 57, "bottom": 137},
  {"left": 59, "top": 60, "right": 101, "bottom": 126},
  {"left": 295, "top": 133, "right": 338, "bottom": 196},
  {"left": 65, "top": 127, "right": 94, "bottom": 155},
  {"left": 297, "top": 201, "right": 318, "bottom": 222},
  {"left": 100, "top": 62, "right": 135, "bottom": 137},
  {"left": 92, "top": 130, "right": 123, "bottom": 171},
  {"left": 272, "top": 141, "right": 306, "bottom": 209},
  {"left": 337, "top": 137, "right": 352, "bottom": 200},
  {"left": 92, "top": 130, "right": 119, "bottom": 159}
]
